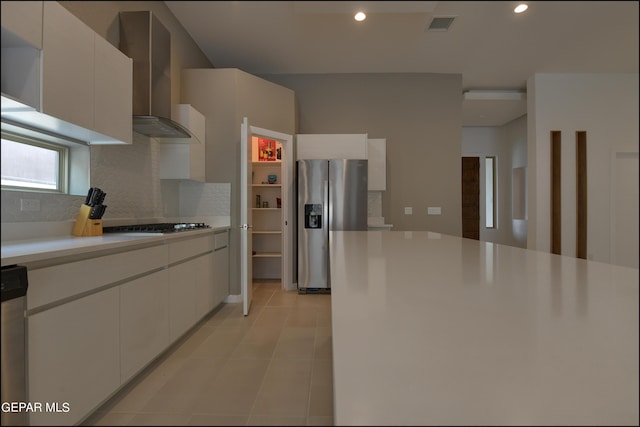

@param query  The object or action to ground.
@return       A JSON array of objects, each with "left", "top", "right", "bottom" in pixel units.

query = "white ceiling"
[{"left": 164, "top": 1, "right": 639, "bottom": 126}]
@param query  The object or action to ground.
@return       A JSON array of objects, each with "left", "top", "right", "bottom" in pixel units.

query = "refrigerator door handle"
[
  {"left": 324, "top": 178, "right": 330, "bottom": 285},
  {"left": 324, "top": 179, "right": 330, "bottom": 232}
]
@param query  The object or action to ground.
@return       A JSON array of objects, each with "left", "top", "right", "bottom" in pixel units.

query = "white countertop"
[
  {"left": 367, "top": 223, "right": 393, "bottom": 230},
  {"left": 1, "top": 226, "right": 230, "bottom": 267},
  {"left": 329, "top": 231, "right": 639, "bottom": 426}
]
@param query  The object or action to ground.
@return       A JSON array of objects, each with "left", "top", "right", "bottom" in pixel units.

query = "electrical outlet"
[
  {"left": 20, "top": 198, "right": 40, "bottom": 212},
  {"left": 427, "top": 207, "right": 442, "bottom": 215},
  {"left": 404, "top": 207, "right": 413, "bottom": 215}
]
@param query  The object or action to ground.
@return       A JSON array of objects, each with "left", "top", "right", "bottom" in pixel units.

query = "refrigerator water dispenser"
[{"left": 304, "top": 204, "right": 322, "bottom": 228}]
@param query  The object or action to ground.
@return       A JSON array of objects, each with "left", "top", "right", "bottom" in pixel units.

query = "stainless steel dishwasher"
[{"left": 1, "top": 264, "right": 29, "bottom": 426}]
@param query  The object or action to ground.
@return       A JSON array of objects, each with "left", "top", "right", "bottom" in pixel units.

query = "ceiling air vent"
[{"left": 427, "top": 16, "right": 456, "bottom": 31}]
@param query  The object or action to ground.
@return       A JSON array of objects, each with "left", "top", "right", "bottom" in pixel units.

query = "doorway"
[
  {"left": 462, "top": 157, "right": 480, "bottom": 239},
  {"left": 611, "top": 152, "right": 639, "bottom": 268}
]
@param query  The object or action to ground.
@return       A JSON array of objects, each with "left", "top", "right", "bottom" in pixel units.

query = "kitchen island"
[{"left": 329, "top": 231, "right": 638, "bottom": 426}]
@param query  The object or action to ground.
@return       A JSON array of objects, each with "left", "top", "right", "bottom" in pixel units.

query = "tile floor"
[{"left": 84, "top": 281, "right": 334, "bottom": 426}]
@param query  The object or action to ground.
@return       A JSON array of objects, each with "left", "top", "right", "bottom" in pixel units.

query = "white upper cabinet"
[
  {"left": 368, "top": 138, "right": 387, "bottom": 191},
  {"left": 296, "top": 133, "right": 368, "bottom": 160},
  {"left": 1, "top": 1, "right": 43, "bottom": 109},
  {"left": 42, "top": 1, "right": 95, "bottom": 131},
  {"left": 1, "top": 1, "right": 132, "bottom": 144},
  {"left": 159, "top": 104, "right": 206, "bottom": 181},
  {"left": 94, "top": 34, "right": 133, "bottom": 144}
]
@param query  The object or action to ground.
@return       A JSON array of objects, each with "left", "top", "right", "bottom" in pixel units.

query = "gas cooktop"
[{"left": 102, "top": 223, "right": 211, "bottom": 234}]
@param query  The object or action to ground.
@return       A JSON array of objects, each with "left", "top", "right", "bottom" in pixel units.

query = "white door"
[
  {"left": 240, "top": 117, "right": 253, "bottom": 316},
  {"left": 240, "top": 117, "right": 294, "bottom": 316}
]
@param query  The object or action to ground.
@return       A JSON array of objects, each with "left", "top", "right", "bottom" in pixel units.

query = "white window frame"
[
  {"left": 2, "top": 129, "right": 69, "bottom": 193},
  {"left": 1, "top": 120, "right": 90, "bottom": 196},
  {"left": 485, "top": 156, "right": 497, "bottom": 229}
]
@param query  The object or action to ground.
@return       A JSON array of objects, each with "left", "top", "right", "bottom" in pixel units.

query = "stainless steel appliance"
[
  {"left": 1, "top": 264, "right": 29, "bottom": 426},
  {"left": 103, "top": 222, "right": 211, "bottom": 234},
  {"left": 297, "top": 159, "right": 368, "bottom": 293},
  {"left": 119, "top": 11, "right": 195, "bottom": 140}
]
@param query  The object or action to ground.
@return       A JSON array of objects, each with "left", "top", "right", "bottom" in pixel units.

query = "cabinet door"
[
  {"left": 1, "top": 1, "right": 43, "bottom": 48},
  {"left": 94, "top": 34, "right": 132, "bottom": 144},
  {"left": 296, "top": 134, "right": 368, "bottom": 160},
  {"left": 42, "top": 1, "right": 94, "bottom": 130},
  {"left": 168, "top": 261, "right": 198, "bottom": 341},
  {"left": 214, "top": 245, "right": 230, "bottom": 305},
  {"left": 159, "top": 105, "right": 206, "bottom": 180},
  {"left": 28, "top": 287, "right": 120, "bottom": 426},
  {"left": 368, "top": 138, "right": 387, "bottom": 191},
  {"left": 213, "top": 230, "right": 230, "bottom": 304},
  {"left": 120, "top": 270, "right": 170, "bottom": 383},
  {"left": 195, "top": 253, "right": 215, "bottom": 320}
]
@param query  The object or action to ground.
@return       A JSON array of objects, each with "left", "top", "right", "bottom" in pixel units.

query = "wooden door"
[{"left": 462, "top": 157, "right": 480, "bottom": 240}]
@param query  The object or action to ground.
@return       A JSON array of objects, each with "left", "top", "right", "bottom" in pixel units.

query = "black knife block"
[{"left": 72, "top": 204, "right": 103, "bottom": 236}]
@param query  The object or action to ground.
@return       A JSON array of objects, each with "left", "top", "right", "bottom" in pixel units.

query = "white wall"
[
  {"left": 506, "top": 116, "right": 528, "bottom": 247},
  {"left": 263, "top": 73, "right": 463, "bottom": 236},
  {"left": 527, "top": 73, "right": 639, "bottom": 266},
  {"left": 462, "top": 114, "right": 527, "bottom": 248}
]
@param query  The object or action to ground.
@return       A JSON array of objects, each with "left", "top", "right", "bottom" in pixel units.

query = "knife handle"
[
  {"left": 85, "top": 187, "right": 94, "bottom": 205},
  {"left": 89, "top": 188, "right": 103, "bottom": 206}
]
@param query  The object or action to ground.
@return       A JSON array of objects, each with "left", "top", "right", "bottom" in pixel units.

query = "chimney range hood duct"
[{"left": 119, "top": 11, "right": 192, "bottom": 139}]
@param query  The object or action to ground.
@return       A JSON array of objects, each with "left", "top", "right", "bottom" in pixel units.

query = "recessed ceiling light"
[
  {"left": 354, "top": 11, "right": 366, "bottom": 21},
  {"left": 514, "top": 4, "right": 528, "bottom": 14}
]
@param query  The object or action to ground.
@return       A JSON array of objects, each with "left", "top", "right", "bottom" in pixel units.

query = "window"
[
  {"left": 485, "top": 156, "right": 496, "bottom": 228},
  {"left": 1, "top": 121, "right": 90, "bottom": 196},
  {"left": 1, "top": 130, "right": 68, "bottom": 192}
]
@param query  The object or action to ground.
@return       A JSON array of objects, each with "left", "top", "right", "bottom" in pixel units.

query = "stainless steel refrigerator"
[{"left": 297, "top": 159, "right": 368, "bottom": 292}]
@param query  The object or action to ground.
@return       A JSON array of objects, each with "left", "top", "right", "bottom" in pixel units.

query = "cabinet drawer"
[
  {"left": 168, "top": 235, "right": 214, "bottom": 264},
  {"left": 28, "top": 286, "right": 120, "bottom": 426},
  {"left": 27, "top": 244, "right": 168, "bottom": 310},
  {"left": 214, "top": 230, "right": 229, "bottom": 250}
]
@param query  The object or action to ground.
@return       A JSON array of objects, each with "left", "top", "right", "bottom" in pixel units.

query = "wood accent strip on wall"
[
  {"left": 461, "top": 157, "right": 480, "bottom": 240},
  {"left": 551, "top": 131, "right": 562, "bottom": 255},
  {"left": 576, "top": 131, "right": 587, "bottom": 259}
]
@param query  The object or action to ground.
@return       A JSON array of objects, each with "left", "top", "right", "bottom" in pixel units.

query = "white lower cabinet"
[
  {"left": 27, "top": 287, "right": 120, "bottom": 426},
  {"left": 168, "top": 235, "right": 215, "bottom": 340},
  {"left": 24, "top": 230, "right": 230, "bottom": 425},
  {"left": 120, "top": 269, "right": 170, "bottom": 383},
  {"left": 195, "top": 253, "right": 215, "bottom": 321},
  {"left": 168, "top": 259, "right": 198, "bottom": 341},
  {"left": 213, "top": 230, "right": 230, "bottom": 304}
]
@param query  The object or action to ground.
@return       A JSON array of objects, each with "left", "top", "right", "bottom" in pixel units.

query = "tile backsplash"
[
  {"left": 368, "top": 191, "right": 382, "bottom": 217},
  {"left": 1, "top": 134, "right": 230, "bottom": 240}
]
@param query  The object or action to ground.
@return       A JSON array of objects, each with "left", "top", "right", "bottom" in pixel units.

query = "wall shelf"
[{"left": 252, "top": 252, "right": 282, "bottom": 258}]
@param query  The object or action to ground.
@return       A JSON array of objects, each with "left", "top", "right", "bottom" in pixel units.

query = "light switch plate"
[
  {"left": 427, "top": 207, "right": 441, "bottom": 215},
  {"left": 404, "top": 207, "right": 413, "bottom": 215}
]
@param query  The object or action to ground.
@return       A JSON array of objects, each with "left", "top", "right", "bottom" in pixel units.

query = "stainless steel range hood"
[{"left": 119, "top": 11, "right": 193, "bottom": 140}]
